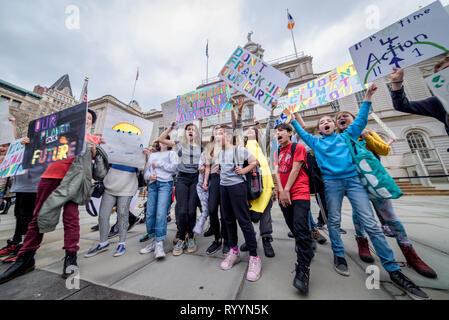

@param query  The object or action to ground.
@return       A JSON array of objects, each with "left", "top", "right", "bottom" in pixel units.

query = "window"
[
  {"left": 11, "top": 100, "right": 21, "bottom": 108},
  {"left": 244, "top": 106, "right": 252, "bottom": 120},
  {"left": 330, "top": 100, "right": 340, "bottom": 112},
  {"left": 0, "top": 96, "right": 9, "bottom": 104},
  {"left": 355, "top": 89, "right": 367, "bottom": 108},
  {"left": 285, "top": 71, "right": 295, "bottom": 78},
  {"left": 406, "top": 131, "right": 430, "bottom": 159}
]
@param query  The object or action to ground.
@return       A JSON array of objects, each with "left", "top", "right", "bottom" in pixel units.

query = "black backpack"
[
  {"left": 232, "top": 147, "right": 263, "bottom": 200},
  {"left": 277, "top": 143, "right": 324, "bottom": 195}
]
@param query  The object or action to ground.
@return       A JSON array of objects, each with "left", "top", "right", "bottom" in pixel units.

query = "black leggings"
[
  {"left": 208, "top": 173, "right": 227, "bottom": 243},
  {"left": 13, "top": 192, "right": 37, "bottom": 244},
  {"left": 175, "top": 172, "right": 199, "bottom": 240}
]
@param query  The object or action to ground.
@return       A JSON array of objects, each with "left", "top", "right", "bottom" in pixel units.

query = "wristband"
[{"left": 391, "top": 80, "right": 403, "bottom": 84}]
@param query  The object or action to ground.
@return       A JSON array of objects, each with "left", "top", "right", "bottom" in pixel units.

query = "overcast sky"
[{"left": 1, "top": 0, "right": 448, "bottom": 111}]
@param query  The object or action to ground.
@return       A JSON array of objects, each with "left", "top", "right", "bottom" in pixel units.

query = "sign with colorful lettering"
[
  {"left": 102, "top": 109, "right": 153, "bottom": 169},
  {"left": 349, "top": 1, "right": 449, "bottom": 84},
  {"left": 426, "top": 66, "right": 449, "bottom": 114},
  {"left": 0, "top": 100, "right": 15, "bottom": 145},
  {"left": 0, "top": 138, "right": 25, "bottom": 178},
  {"left": 22, "top": 102, "right": 87, "bottom": 169},
  {"left": 219, "top": 46, "right": 290, "bottom": 110},
  {"left": 176, "top": 82, "right": 233, "bottom": 123},
  {"left": 286, "top": 62, "right": 367, "bottom": 112}
]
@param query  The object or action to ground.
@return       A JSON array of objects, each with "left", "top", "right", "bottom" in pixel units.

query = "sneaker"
[
  {"left": 389, "top": 270, "right": 430, "bottom": 300},
  {"left": 340, "top": 228, "right": 347, "bottom": 235},
  {"left": 399, "top": 245, "right": 437, "bottom": 279},
  {"left": 84, "top": 243, "right": 109, "bottom": 258},
  {"left": 334, "top": 255, "right": 350, "bottom": 276},
  {"left": 187, "top": 237, "right": 197, "bottom": 253},
  {"left": 222, "top": 243, "right": 230, "bottom": 255},
  {"left": 220, "top": 249, "right": 240, "bottom": 270},
  {"left": 62, "top": 251, "right": 78, "bottom": 279},
  {"left": 203, "top": 227, "right": 214, "bottom": 237},
  {"left": 90, "top": 224, "right": 99, "bottom": 232},
  {"left": 0, "top": 251, "right": 36, "bottom": 285},
  {"left": 206, "top": 240, "right": 222, "bottom": 255},
  {"left": 139, "top": 233, "right": 151, "bottom": 243},
  {"left": 293, "top": 264, "right": 310, "bottom": 294},
  {"left": 287, "top": 232, "right": 294, "bottom": 238},
  {"left": 246, "top": 256, "right": 262, "bottom": 281},
  {"left": 2, "top": 254, "right": 18, "bottom": 264},
  {"left": 0, "top": 241, "right": 17, "bottom": 257},
  {"left": 140, "top": 241, "right": 156, "bottom": 254},
  {"left": 312, "top": 228, "right": 327, "bottom": 245},
  {"left": 382, "top": 225, "right": 395, "bottom": 238},
  {"left": 316, "top": 222, "right": 325, "bottom": 230},
  {"left": 154, "top": 241, "right": 165, "bottom": 259},
  {"left": 173, "top": 240, "right": 186, "bottom": 256},
  {"left": 113, "top": 244, "right": 126, "bottom": 257},
  {"left": 262, "top": 237, "right": 275, "bottom": 258},
  {"left": 355, "top": 237, "right": 375, "bottom": 263},
  {"left": 173, "top": 230, "right": 180, "bottom": 245}
]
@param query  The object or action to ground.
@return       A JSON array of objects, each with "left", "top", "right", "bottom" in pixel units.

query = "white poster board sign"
[
  {"left": 349, "top": 1, "right": 449, "bottom": 84},
  {"left": 426, "top": 66, "right": 449, "bottom": 114},
  {"left": 0, "top": 100, "right": 15, "bottom": 144},
  {"left": 219, "top": 46, "right": 290, "bottom": 111},
  {"left": 102, "top": 109, "right": 153, "bottom": 169}
]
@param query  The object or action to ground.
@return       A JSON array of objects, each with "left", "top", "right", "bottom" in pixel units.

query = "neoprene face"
[
  {"left": 318, "top": 116, "right": 336, "bottom": 135},
  {"left": 276, "top": 128, "right": 292, "bottom": 145},
  {"left": 336, "top": 113, "right": 355, "bottom": 131}
]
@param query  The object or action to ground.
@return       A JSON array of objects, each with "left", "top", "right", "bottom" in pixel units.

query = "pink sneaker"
[
  {"left": 247, "top": 256, "right": 262, "bottom": 281},
  {"left": 220, "top": 249, "right": 240, "bottom": 270}
]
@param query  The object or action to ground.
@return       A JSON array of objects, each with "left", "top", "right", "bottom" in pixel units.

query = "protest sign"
[
  {"left": 426, "top": 66, "right": 449, "bottom": 114},
  {"left": 22, "top": 102, "right": 87, "bottom": 169},
  {"left": 0, "top": 100, "right": 15, "bottom": 144},
  {"left": 274, "top": 108, "right": 293, "bottom": 126},
  {"left": 219, "top": 46, "right": 290, "bottom": 111},
  {"left": 0, "top": 138, "right": 25, "bottom": 178},
  {"left": 349, "top": 1, "right": 449, "bottom": 84},
  {"left": 177, "top": 82, "right": 233, "bottom": 123},
  {"left": 286, "top": 62, "right": 367, "bottom": 112},
  {"left": 102, "top": 108, "right": 153, "bottom": 169}
]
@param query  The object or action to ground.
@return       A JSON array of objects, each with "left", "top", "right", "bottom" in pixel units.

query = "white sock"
[{"left": 99, "top": 241, "right": 109, "bottom": 247}]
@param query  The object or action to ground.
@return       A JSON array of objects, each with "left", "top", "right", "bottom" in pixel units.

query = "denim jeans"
[
  {"left": 146, "top": 180, "right": 174, "bottom": 242},
  {"left": 324, "top": 176, "right": 400, "bottom": 273},
  {"left": 353, "top": 199, "right": 411, "bottom": 247},
  {"left": 309, "top": 211, "right": 317, "bottom": 230}
]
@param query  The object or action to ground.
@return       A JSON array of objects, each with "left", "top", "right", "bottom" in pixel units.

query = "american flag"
[
  {"left": 82, "top": 86, "right": 88, "bottom": 102},
  {"left": 80, "top": 76, "right": 88, "bottom": 103},
  {"left": 287, "top": 12, "right": 295, "bottom": 30}
]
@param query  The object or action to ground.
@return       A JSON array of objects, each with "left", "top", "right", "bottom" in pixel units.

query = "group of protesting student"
[{"left": 0, "top": 60, "right": 448, "bottom": 300}]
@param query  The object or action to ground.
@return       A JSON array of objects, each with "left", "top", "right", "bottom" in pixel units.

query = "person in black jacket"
[{"left": 389, "top": 56, "right": 449, "bottom": 142}]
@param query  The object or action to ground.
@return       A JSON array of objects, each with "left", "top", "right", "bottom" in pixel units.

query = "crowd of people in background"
[{"left": 1, "top": 60, "right": 449, "bottom": 300}]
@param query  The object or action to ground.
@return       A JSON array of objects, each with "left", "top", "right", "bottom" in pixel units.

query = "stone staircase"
[{"left": 395, "top": 181, "right": 449, "bottom": 196}]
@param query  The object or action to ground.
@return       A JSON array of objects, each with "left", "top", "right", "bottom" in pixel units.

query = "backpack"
[
  {"left": 277, "top": 143, "right": 324, "bottom": 195},
  {"left": 232, "top": 147, "right": 263, "bottom": 200}
]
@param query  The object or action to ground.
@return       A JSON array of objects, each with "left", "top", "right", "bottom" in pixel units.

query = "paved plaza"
[{"left": 0, "top": 196, "right": 448, "bottom": 300}]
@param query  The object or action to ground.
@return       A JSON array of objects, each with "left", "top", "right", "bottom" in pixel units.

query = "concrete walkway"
[{"left": 0, "top": 196, "right": 448, "bottom": 300}]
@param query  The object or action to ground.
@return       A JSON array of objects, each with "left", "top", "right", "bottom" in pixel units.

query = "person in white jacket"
[{"left": 140, "top": 138, "right": 178, "bottom": 259}]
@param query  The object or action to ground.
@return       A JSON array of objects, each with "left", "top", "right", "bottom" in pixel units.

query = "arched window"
[{"left": 406, "top": 131, "right": 430, "bottom": 159}]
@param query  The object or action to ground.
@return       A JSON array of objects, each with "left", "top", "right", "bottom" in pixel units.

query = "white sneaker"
[
  {"left": 140, "top": 241, "right": 156, "bottom": 254},
  {"left": 155, "top": 241, "right": 166, "bottom": 259}
]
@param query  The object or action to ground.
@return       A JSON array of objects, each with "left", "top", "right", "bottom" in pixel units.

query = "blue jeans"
[
  {"left": 309, "top": 211, "right": 317, "bottom": 230},
  {"left": 324, "top": 176, "right": 400, "bottom": 273},
  {"left": 146, "top": 181, "right": 173, "bottom": 242}
]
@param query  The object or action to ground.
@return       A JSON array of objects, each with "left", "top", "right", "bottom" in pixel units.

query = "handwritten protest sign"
[
  {"left": 426, "top": 66, "right": 449, "bottom": 114},
  {"left": 102, "top": 109, "right": 153, "bottom": 169},
  {"left": 286, "top": 62, "right": 367, "bottom": 112},
  {"left": 0, "top": 138, "right": 25, "bottom": 178},
  {"left": 219, "top": 46, "right": 290, "bottom": 111},
  {"left": 177, "top": 82, "right": 233, "bottom": 123},
  {"left": 22, "top": 102, "right": 87, "bottom": 169},
  {"left": 0, "top": 100, "right": 15, "bottom": 145},
  {"left": 349, "top": 1, "right": 449, "bottom": 84}
]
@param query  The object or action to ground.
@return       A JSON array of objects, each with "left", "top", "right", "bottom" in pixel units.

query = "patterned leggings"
[
  {"left": 353, "top": 199, "right": 411, "bottom": 247},
  {"left": 99, "top": 192, "right": 132, "bottom": 244}
]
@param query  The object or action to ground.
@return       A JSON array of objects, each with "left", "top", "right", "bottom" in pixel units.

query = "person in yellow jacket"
[
  {"left": 336, "top": 111, "right": 437, "bottom": 279},
  {"left": 233, "top": 97, "right": 276, "bottom": 258}
]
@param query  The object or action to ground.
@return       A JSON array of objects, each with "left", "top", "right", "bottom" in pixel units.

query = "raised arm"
[
  {"left": 290, "top": 112, "right": 319, "bottom": 149},
  {"left": 362, "top": 130, "right": 391, "bottom": 156},
  {"left": 345, "top": 83, "right": 376, "bottom": 139},
  {"left": 158, "top": 122, "right": 177, "bottom": 147}
]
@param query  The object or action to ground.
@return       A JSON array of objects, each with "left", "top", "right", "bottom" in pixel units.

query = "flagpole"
[
  {"left": 130, "top": 68, "right": 138, "bottom": 104},
  {"left": 287, "top": 9, "right": 298, "bottom": 58},
  {"left": 206, "top": 39, "right": 209, "bottom": 83}
]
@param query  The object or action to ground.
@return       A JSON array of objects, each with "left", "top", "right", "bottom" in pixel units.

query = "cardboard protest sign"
[
  {"left": 0, "top": 100, "right": 15, "bottom": 145},
  {"left": 286, "top": 62, "right": 367, "bottom": 112},
  {"left": 349, "top": 1, "right": 449, "bottom": 84},
  {"left": 274, "top": 108, "right": 293, "bottom": 127},
  {"left": 426, "top": 66, "right": 449, "bottom": 114},
  {"left": 219, "top": 46, "right": 290, "bottom": 111},
  {"left": 177, "top": 82, "right": 233, "bottom": 123},
  {"left": 102, "top": 109, "right": 153, "bottom": 169},
  {"left": 22, "top": 102, "right": 87, "bottom": 169},
  {"left": 0, "top": 138, "right": 25, "bottom": 178}
]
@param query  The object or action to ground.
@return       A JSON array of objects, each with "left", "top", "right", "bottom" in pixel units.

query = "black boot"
[
  {"left": 262, "top": 237, "right": 275, "bottom": 258},
  {"left": 293, "top": 264, "right": 310, "bottom": 295},
  {"left": 0, "top": 250, "right": 35, "bottom": 285},
  {"left": 62, "top": 250, "right": 78, "bottom": 279}
]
